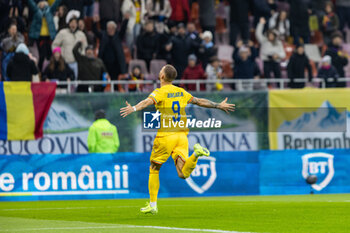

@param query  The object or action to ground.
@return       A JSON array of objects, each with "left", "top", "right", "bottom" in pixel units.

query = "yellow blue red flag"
[{"left": 0, "top": 82, "right": 56, "bottom": 140}]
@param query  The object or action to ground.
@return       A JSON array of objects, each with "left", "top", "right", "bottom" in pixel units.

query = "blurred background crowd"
[{"left": 1, "top": 0, "right": 350, "bottom": 92}]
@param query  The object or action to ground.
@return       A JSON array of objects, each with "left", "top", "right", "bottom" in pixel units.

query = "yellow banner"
[{"left": 269, "top": 88, "right": 350, "bottom": 150}]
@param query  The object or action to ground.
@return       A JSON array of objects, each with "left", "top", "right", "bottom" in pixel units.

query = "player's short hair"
[{"left": 163, "top": 65, "right": 177, "bottom": 82}]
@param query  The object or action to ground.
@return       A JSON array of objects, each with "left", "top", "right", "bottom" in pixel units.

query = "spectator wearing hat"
[
  {"left": 198, "top": 31, "right": 217, "bottom": 69},
  {"left": 256, "top": 17, "right": 285, "bottom": 82},
  {"left": 146, "top": 0, "right": 172, "bottom": 34},
  {"left": 6, "top": 43, "right": 39, "bottom": 81},
  {"left": 122, "top": 0, "right": 147, "bottom": 51},
  {"left": 169, "top": 23, "right": 192, "bottom": 79},
  {"left": 43, "top": 47, "right": 74, "bottom": 83},
  {"left": 181, "top": 54, "right": 206, "bottom": 91},
  {"left": 324, "top": 32, "right": 348, "bottom": 87},
  {"left": 206, "top": 56, "right": 223, "bottom": 92},
  {"left": 52, "top": 10, "right": 88, "bottom": 79},
  {"left": 287, "top": 44, "right": 313, "bottom": 89},
  {"left": 92, "top": 19, "right": 127, "bottom": 87},
  {"left": 88, "top": 109, "right": 120, "bottom": 154},
  {"left": 233, "top": 40, "right": 260, "bottom": 90},
  {"left": 136, "top": 21, "right": 158, "bottom": 69},
  {"left": 73, "top": 41, "right": 109, "bottom": 92},
  {"left": 318, "top": 55, "right": 339, "bottom": 88},
  {"left": 27, "top": 0, "right": 62, "bottom": 70}
]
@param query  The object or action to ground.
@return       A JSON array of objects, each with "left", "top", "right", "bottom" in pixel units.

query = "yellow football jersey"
[{"left": 148, "top": 84, "right": 193, "bottom": 136}]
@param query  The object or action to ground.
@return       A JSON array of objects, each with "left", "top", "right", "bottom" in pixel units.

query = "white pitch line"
[
  {"left": 127, "top": 225, "right": 254, "bottom": 233},
  {"left": 0, "top": 225, "right": 254, "bottom": 233}
]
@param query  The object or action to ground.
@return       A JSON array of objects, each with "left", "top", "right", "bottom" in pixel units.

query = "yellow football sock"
[
  {"left": 149, "top": 168, "right": 159, "bottom": 203},
  {"left": 181, "top": 153, "right": 198, "bottom": 178}
]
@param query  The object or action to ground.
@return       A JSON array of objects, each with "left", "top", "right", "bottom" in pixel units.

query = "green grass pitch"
[{"left": 0, "top": 194, "right": 349, "bottom": 233}]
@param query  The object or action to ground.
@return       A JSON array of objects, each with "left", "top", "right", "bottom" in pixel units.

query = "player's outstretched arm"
[
  {"left": 190, "top": 97, "right": 235, "bottom": 114},
  {"left": 120, "top": 98, "right": 154, "bottom": 118}
]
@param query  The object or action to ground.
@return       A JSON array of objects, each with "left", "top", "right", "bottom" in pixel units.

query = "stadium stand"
[{"left": 1, "top": 0, "right": 350, "bottom": 92}]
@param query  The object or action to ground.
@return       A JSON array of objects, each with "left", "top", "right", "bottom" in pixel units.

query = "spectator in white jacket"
[
  {"left": 256, "top": 17, "right": 286, "bottom": 81},
  {"left": 269, "top": 10, "right": 290, "bottom": 41},
  {"left": 52, "top": 10, "right": 87, "bottom": 79},
  {"left": 122, "top": 0, "right": 147, "bottom": 51}
]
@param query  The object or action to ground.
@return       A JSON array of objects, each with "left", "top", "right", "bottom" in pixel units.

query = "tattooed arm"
[
  {"left": 120, "top": 98, "right": 154, "bottom": 118},
  {"left": 190, "top": 97, "right": 235, "bottom": 114}
]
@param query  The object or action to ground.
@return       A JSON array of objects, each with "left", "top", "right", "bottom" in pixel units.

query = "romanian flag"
[{"left": 0, "top": 82, "right": 56, "bottom": 141}]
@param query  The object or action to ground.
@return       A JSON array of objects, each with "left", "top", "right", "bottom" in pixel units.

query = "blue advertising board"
[
  {"left": 1, "top": 149, "right": 350, "bottom": 201},
  {"left": 259, "top": 149, "right": 350, "bottom": 195},
  {"left": 0, "top": 152, "right": 259, "bottom": 201}
]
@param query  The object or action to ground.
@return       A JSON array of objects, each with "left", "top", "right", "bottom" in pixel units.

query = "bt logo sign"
[
  {"left": 186, "top": 157, "right": 217, "bottom": 194},
  {"left": 302, "top": 153, "right": 335, "bottom": 191},
  {"left": 191, "top": 164, "right": 210, "bottom": 177},
  {"left": 308, "top": 161, "right": 328, "bottom": 174}
]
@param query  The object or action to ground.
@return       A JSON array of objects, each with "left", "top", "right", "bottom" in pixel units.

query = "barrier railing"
[{"left": 53, "top": 77, "right": 350, "bottom": 93}]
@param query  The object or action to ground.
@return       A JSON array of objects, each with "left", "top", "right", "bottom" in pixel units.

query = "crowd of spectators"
[{"left": 1, "top": 0, "right": 350, "bottom": 92}]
